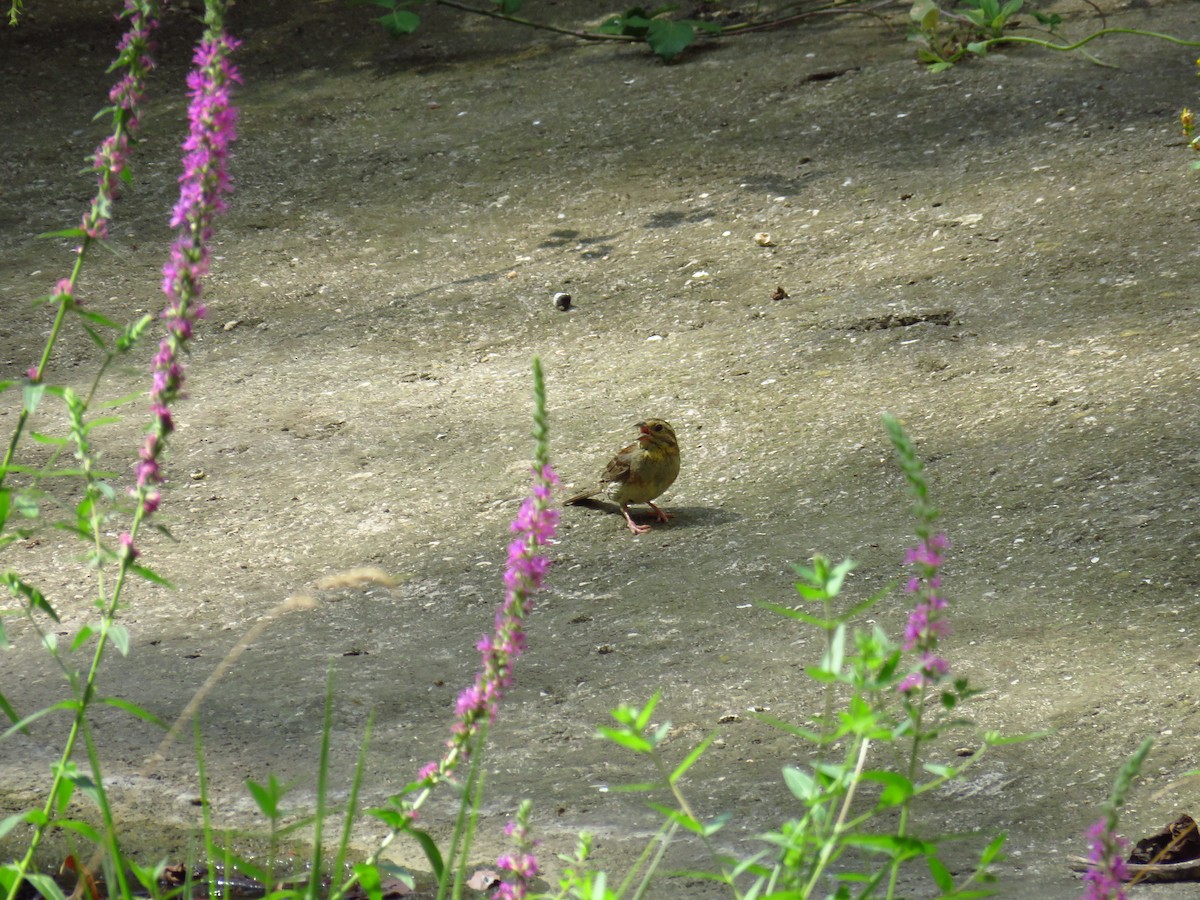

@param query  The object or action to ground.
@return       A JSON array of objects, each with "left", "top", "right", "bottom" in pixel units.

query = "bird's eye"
[{"left": 653, "top": 424, "right": 662, "bottom": 432}]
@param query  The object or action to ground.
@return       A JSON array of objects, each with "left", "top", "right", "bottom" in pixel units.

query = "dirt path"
[{"left": 3, "top": 0, "right": 1200, "bottom": 895}]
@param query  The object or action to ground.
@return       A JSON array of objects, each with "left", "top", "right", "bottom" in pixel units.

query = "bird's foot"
[
  {"left": 647, "top": 502, "right": 673, "bottom": 524},
  {"left": 623, "top": 510, "right": 653, "bottom": 535}
]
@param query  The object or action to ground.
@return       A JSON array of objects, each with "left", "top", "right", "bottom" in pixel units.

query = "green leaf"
[
  {"left": 0, "top": 814, "right": 25, "bottom": 842},
  {"left": 37, "top": 227, "right": 87, "bottom": 240},
  {"left": 804, "top": 665, "right": 839, "bottom": 684},
  {"left": 1, "top": 701, "right": 79, "bottom": 745},
  {"left": 910, "top": 0, "right": 941, "bottom": 30},
  {"left": 923, "top": 762, "right": 957, "bottom": 779},
  {"left": 0, "top": 705, "right": 77, "bottom": 748},
  {"left": 792, "top": 582, "right": 828, "bottom": 601},
  {"left": 646, "top": 801, "right": 703, "bottom": 833},
  {"left": 126, "top": 860, "right": 170, "bottom": 898},
  {"left": 838, "top": 695, "right": 886, "bottom": 737},
  {"left": 494, "top": 0, "right": 523, "bottom": 12},
  {"left": 927, "top": 854, "right": 954, "bottom": 891},
  {"left": 634, "top": 692, "right": 660, "bottom": 730},
  {"left": 819, "top": 623, "right": 845, "bottom": 675},
  {"left": 129, "top": 563, "right": 173, "bottom": 588},
  {"left": 753, "top": 712, "right": 828, "bottom": 743},
  {"left": 606, "top": 779, "right": 659, "bottom": 793},
  {"left": 827, "top": 557, "right": 854, "bottom": 596},
  {"left": 2, "top": 573, "right": 60, "bottom": 623},
  {"left": 22, "top": 873, "right": 68, "bottom": 900},
  {"left": 782, "top": 765, "right": 816, "bottom": 801},
  {"left": 353, "top": 862, "right": 383, "bottom": 900},
  {"left": 669, "top": 731, "right": 716, "bottom": 784},
  {"left": 407, "top": 827, "right": 444, "bottom": 880},
  {"left": 101, "top": 696, "right": 168, "bottom": 729},
  {"left": 273, "top": 813, "right": 319, "bottom": 837},
  {"left": 757, "top": 601, "right": 834, "bottom": 630},
  {"left": 97, "top": 389, "right": 146, "bottom": 410},
  {"left": 80, "top": 322, "right": 107, "bottom": 351},
  {"left": 699, "top": 811, "right": 731, "bottom": 836},
  {"left": 246, "top": 773, "right": 293, "bottom": 818},
  {"left": 22, "top": 381, "right": 45, "bottom": 415},
  {"left": 597, "top": 14, "right": 629, "bottom": 35},
  {"left": 645, "top": 18, "right": 695, "bottom": 62},
  {"left": 116, "top": 314, "right": 154, "bottom": 353},
  {"left": 979, "top": 832, "right": 1007, "bottom": 866},
  {"left": 107, "top": 623, "right": 131, "bottom": 656},
  {"left": 860, "top": 770, "right": 914, "bottom": 807},
  {"left": 74, "top": 308, "right": 122, "bottom": 329},
  {"left": 0, "top": 693, "right": 18, "bottom": 731},
  {"left": 50, "top": 766, "right": 76, "bottom": 815},
  {"left": 64, "top": 770, "right": 104, "bottom": 808},
  {"left": 29, "top": 431, "right": 68, "bottom": 447},
  {"left": 378, "top": 8, "right": 420, "bottom": 35},
  {"left": 82, "top": 415, "right": 122, "bottom": 433},
  {"left": 71, "top": 624, "right": 95, "bottom": 651},
  {"left": 600, "top": 12, "right": 652, "bottom": 37},
  {"left": 841, "top": 832, "right": 931, "bottom": 858},
  {"left": 595, "top": 726, "right": 654, "bottom": 754}
]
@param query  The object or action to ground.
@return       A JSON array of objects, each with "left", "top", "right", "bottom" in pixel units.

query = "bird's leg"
[
  {"left": 646, "top": 501, "right": 673, "bottom": 524},
  {"left": 621, "top": 504, "right": 653, "bottom": 535}
]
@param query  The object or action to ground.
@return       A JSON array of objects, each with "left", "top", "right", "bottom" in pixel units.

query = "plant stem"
[
  {"left": 433, "top": 0, "right": 637, "bottom": 41},
  {"left": 802, "top": 737, "right": 871, "bottom": 896},
  {"left": 972, "top": 25, "right": 1200, "bottom": 56}
]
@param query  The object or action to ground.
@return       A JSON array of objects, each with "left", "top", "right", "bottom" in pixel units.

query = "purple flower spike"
[
  {"left": 419, "top": 464, "right": 557, "bottom": 787},
  {"left": 1082, "top": 818, "right": 1129, "bottom": 899},
  {"left": 130, "top": 23, "right": 240, "bottom": 527},
  {"left": 495, "top": 801, "right": 540, "bottom": 899},
  {"left": 898, "top": 531, "right": 952, "bottom": 695}
]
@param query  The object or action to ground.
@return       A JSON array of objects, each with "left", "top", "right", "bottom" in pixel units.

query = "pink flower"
[
  {"left": 118, "top": 532, "right": 139, "bottom": 561},
  {"left": 495, "top": 802, "right": 540, "bottom": 899},
  {"left": 1082, "top": 818, "right": 1129, "bottom": 899},
  {"left": 422, "top": 463, "right": 557, "bottom": 783},
  {"left": 898, "top": 532, "right": 952, "bottom": 694},
  {"left": 131, "top": 24, "right": 240, "bottom": 536}
]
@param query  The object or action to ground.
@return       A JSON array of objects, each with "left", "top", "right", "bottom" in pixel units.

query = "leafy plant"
[
  {"left": 496, "top": 416, "right": 1030, "bottom": 898},
  {"left": 957, "top": 0, "right": 1023, "bottom": 40},
  {"left": 907, "top": 0, "right": 968, "bottom": 72},
  {"left": 910, "top": 0, "right": 1066, "bottom": 70},
  {"left": 348, "top": 0, "right": 422, "bottom": 36},
  {"left": 597, "top": 6, "right": 722, "bottom": 62},
  {"left": 0, "top": 2, "right": 242, "bottom": 898}
]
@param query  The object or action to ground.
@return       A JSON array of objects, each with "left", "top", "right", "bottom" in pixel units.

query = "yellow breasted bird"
[{"left": 566, "top": 418, "right": 681, "bottom": 535}]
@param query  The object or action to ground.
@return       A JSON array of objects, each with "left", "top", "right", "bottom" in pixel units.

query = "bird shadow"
[{"left": 564, "top": 501, "right": 739, "bottom": 531}]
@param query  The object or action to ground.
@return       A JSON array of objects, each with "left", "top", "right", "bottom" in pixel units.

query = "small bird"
[{"left": 566, "top": 418, "right": 681, "bottom": 535}]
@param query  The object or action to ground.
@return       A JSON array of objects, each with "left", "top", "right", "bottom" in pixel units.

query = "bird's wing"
[{"left": 600, "top": 445, "right": 636, "bottom": 485}]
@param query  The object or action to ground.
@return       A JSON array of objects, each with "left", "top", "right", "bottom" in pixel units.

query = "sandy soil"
[{"left": 3, "top": 0, "right": 1200, "bottom": 896}]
